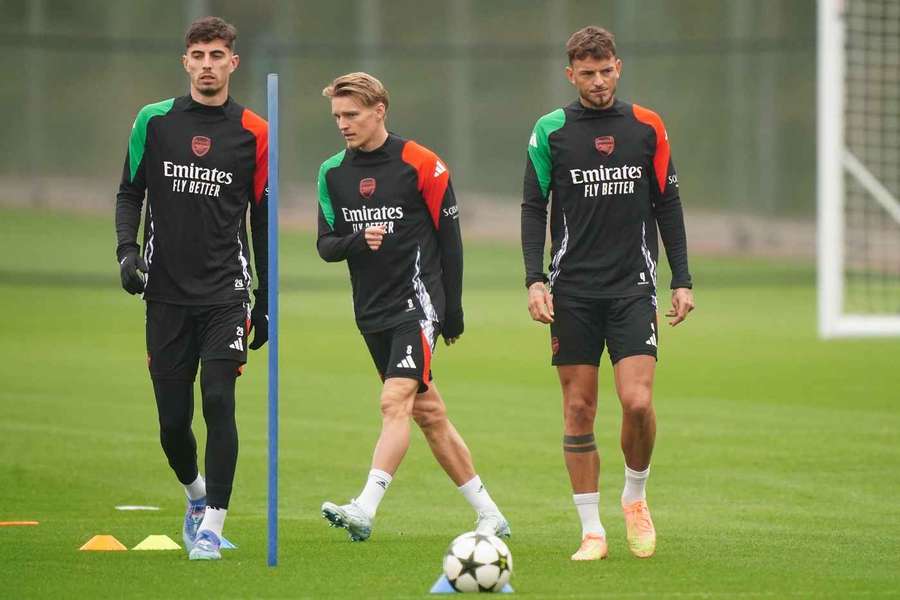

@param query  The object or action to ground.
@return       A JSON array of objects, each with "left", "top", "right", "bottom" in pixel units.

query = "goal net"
[{"left": 818, "top": 0, "right": 900, "bottom": 337}]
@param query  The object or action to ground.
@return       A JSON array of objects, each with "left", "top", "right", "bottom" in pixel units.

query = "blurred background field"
[{"left": 2, "top": 0, "right": 818, "bottom": 256}]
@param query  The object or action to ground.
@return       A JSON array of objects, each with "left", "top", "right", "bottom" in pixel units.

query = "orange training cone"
[{"left": 79, "top": 535, "right": 128, "bottom": 551}]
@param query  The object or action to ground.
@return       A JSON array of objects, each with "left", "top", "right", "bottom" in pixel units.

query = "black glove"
[
  {"left": 119, "top": 252, "right": 148, "bottom": 295},
  {"left": 249, "top": 291, "right": 268, "bottom": 350},
  {"left": 442, "top": 308, "right": 464, "bottom": 342}
]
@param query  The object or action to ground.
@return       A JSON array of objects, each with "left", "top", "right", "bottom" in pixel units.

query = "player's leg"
[
  {"left": 189, "top": 303, "right": 248, "bottom": 559},
  {"left": 146, "top": 301, "right": 206, "bottom": 551},
  {"left": 552, "top": 295, "right": 608, "bottom": 560},
  {"left": 608, "top": 295, "right": 659, "bottom": 558},
  {"left": 322, "top": 376, "right": 418, "bottom": 541},
  {"left": 322, "top": 323, "right": 419, "bottom": 541},
  {"left": 412, "top": 381, "right": 510, "bottom": 537}
]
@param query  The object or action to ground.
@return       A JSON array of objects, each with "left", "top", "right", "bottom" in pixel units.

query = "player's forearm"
[
  {"left": 316, "top": 230, "right": 367, "bottom": 262},
  {"left": 250, "top": 201, "right": 269, "bottom": 294},
  {"left": 521, "top": 195, "right": 549, "bottom": 288},
  {"left": 655, "top": 195, "right": 692, "bottom": 289},
  {"left": 438, "top": 232, "right": 464, "bottom": 316},
  {"left": 115, "top": 191, "right": 143, "bottom": 261}
]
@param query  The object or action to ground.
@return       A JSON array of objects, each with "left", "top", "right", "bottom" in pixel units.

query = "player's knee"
[
  {"left": 621, "top": 390, "right": 653, "bottom": 420},
  {"left": 380, "top": 389, "right": 414, "bottom": 421},
  {"left": 413, "top": 402, "right": 446, "bottom": 430},
  {"left": 564, "top": 394, "right": 597, "bottom": 426}
]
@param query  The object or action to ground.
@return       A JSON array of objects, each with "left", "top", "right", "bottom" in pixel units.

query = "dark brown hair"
[
  {"left": 185, "top": 16, "right": 237, "bottom": 50},
  {"left": 566, "top": 26, "right": 616, "bottom": 63},
  {"left": 322, "top": 72, "right": 390, "bottom": 110}
]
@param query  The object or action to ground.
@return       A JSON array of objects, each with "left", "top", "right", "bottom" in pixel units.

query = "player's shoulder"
[
  {"left": 318, "top": 149, "right": 348, "bottom": 176},
  {"left": 133, "top": 97, "right": 177, "bottom": 124},
  {"left": 399, "top": 137, "right": 449, "bottom": 176},
  {"left": 237, "top": 104, "right": 268, "bottom": 136},
  {"left": 629, "top": 102, "right": 667, "bottom": 131},
  {"left": 529, "top": 107, "right": 567, "bottom": 149},
  {"left": 533, "top": 107, "right": 567, "bottom": 131}
]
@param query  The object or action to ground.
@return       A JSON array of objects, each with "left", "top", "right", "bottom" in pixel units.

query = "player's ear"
[
  {"left": 230, "top": 53, "right": 240, "bottom": 72},
  {"left": 615, "top": 58, "right": 622, "bottom": 76},
  {"left": 182, "top": 54, "right": 189, "bottom": 73},
  {"left": 374, "top": 102, "right": 386, "bottom": 120},
  {"left": 565, "top": 65, "right": 575, "bottom": 85}
]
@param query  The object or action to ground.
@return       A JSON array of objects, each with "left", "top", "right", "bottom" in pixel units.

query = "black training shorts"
[
  {"left": 550, "top": 294, "right": 658, "bottom": 366},
  {"left": 363, "top": 319, "right": 438, "bottom": 392},
  {"left": 146, "top": 301, "right": 250, "bottom": 380}
]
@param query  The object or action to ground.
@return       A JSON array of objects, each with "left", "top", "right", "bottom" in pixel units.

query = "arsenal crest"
[
  {"left": 594, "top": 135, "right": 614, "bottom": 157},
  {"left": 191, "top": 136, "right": 211, "bottom": 157},
  {"left": 359, "top": 177, "right": 376, "bottom": 199}
]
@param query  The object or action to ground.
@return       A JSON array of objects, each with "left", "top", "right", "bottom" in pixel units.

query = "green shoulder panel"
[
  {"left": 128, "top": 98, "right": 175, "bottom": 182},
  {"left": 317, "top": 150, "right": 346, "bottom": 228},
  {"left": 526, "top": 108, "right": 566, "bottom": 199}
]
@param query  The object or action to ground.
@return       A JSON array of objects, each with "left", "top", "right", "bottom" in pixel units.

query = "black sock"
[
  {"left": 152, "top": 378, "right": 199, "bottom": 485},
  {"left": 200, "top": 360, "right": 240, "bottom": 510}
]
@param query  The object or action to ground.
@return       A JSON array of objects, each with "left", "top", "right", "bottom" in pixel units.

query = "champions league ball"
[{"left": 442, "top": 531, "right": 512, "bottom": 593}]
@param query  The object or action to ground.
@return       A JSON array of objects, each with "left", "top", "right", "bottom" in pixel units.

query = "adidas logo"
[
  {"left": 396, "top": 356, "right": 417, "bottom": 369},
  {"left": 229, "top": 338, "right": 244, "bottom": 351},
  {"left": 433, "top": 160, "right": 446, "bottom": 178},
  {"left": 645, "top": 322, "right": 657, "bottom": 348}
]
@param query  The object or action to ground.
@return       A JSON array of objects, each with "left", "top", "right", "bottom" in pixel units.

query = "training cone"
[
  {"left": 133, "top": 535, "right": 181, "bottom": 550},
  {"left": 430, "top": 575, "right": 514, "bottom": 594},
  {"left": 79, "top": 535, "right": 127, "bottom": 551},
  {"left": 220, "top": 536, "right": 237, "bottom": 549}
]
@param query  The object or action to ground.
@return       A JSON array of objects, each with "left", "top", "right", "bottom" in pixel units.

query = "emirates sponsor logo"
[
  {"left": 359, "top": 177, "right": 376, "bottom": 199},
  {"left": 570, "top": 164, "right": 643, "bottom": 198},
  {"left": 594, "top": 136, "right": 614, "bottom": 156},
  {"left": 163, "top": 161, "right": 234, "bottom": 197},
  {"left": 191, "top": 136, "right": 211, "bottom": 157},
  {"left": 341, "top": 204, "right": 404, "bottom": 234}
]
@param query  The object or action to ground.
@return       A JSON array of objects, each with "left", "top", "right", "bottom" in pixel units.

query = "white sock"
[
  {"left": 197, "top": 507, "right": 226, "bottom": 537},
  {"left": 622, "top": 465, "right": 650, "bottom": 504},
  {"left": 184, "top": 474, "right": 206, "bottom": 502},
  {"left": 355, "top": 469, "right": 392, "bottom": 518},
  {"left": 573, "top": 492, "right": 605, "bottom": 538},
  {"left": 459, "top": 475, "right": 499, "bottom": 514}
]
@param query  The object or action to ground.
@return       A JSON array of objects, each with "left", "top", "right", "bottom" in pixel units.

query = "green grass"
[{"left": 1, "top": 208, "right": 898, "bottom": 598}]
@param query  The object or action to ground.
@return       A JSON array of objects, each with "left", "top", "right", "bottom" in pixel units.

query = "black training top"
[
  {"left": 522, "top": 98, "right": 691, "bottom": 304},
  {"left": 316, "top": 133, "right": 463, "bottom": 336},
  {"left": 115, "top": 95, "right": 268, "bottom": 305}
]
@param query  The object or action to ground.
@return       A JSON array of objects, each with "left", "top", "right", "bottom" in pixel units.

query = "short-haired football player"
[
  {"left": 316, "top": 72, "right": 509, "bottom": 542},
  {"left": 115, "top": 16, "right": 268, "bottom": 560},
  {"left": 522, "top": 26, "right": 694, "bottom": 561}
]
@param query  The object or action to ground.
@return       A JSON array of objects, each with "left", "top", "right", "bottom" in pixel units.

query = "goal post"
[{"left": 818, "top": 0, "right": 900, "bottom": 338}]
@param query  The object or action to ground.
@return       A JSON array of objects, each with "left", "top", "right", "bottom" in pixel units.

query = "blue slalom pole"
[{"left": 266, "top": 73, "right": 279, "bottom": 568}]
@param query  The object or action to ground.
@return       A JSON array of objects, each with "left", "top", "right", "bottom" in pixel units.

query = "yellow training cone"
[
  {"left": 79, "top": 535, "right": 127, "bottom": 551},
  {"left": 132, "top": 535, "right": 181, "bottom": 550}
]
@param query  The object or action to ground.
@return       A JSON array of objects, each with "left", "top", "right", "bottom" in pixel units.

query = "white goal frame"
[{"left": 817, "top": 0, "right": 900, "bottom": 337}]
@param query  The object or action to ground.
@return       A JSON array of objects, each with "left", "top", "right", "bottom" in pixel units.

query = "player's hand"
[
  {"left": 442, "top": 309, "right": 464, "bottom": 345},
  {"left": 249, "top": 293, "right": 268, "bottom": 349},
  {"left": 119, "top": 252, "right": 148, "bottom": 295},
  {"left": 527, "top": 282, "right": 554, "bottom": 324},
  {"left": 364, "top": 226, "right": 387, "bottom": 251},
  {"left": 666, "top": 288, "right": 694, "bottom": 326}
]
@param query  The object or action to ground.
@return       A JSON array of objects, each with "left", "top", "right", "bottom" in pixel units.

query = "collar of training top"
[
  {"left": 568, "top": 97, "right": 628, "bottom": 119},
  {"left": 347, "top": 132, "right": 401, "bottom": 163},
  {"left": 176, "top": 95, "right": 241, "bottom": 119}
]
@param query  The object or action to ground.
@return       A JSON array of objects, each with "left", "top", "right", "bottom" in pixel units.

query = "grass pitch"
[{"left": 1, "top": 209, "right": 898, "bottom": 598}]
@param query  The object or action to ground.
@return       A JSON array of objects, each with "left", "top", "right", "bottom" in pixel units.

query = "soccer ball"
[{"left": 443, "top": 531, "right": 513, "bottom": 593}]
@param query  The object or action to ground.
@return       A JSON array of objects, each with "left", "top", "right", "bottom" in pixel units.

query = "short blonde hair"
[{"left": 322, "top": 72, "right": 389, "bottom": 110}]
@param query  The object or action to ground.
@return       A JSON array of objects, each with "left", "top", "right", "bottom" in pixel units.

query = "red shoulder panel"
[
  {"left": 632, "top": 104, "right": 670, "bottom": 195},
  {"left": 241, "top": 108, "right": 268, "bottom": 205},
  {"left": 400, "top": 140, "right": 450, "bottom": 229}
]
